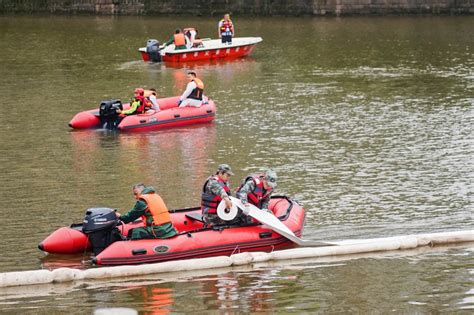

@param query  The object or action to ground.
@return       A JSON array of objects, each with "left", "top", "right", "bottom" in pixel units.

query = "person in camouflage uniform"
[
  {"left": 236, "top": 169, "right": 278, "bottom": 213},
  {"left": 201, "top": 164, "right": 234, "bottom": 226}
]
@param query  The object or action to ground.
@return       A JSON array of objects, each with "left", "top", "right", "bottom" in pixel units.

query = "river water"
[{"left": 0, "top": 15, "right": 473, "bottom": 313}]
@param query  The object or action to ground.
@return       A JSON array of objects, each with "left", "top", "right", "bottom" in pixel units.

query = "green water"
[{"left": 0, "top": 15, "right": 472, "bottom": 313}]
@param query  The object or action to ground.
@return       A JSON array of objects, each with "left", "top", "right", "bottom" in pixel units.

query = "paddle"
[{"left": 218, "top": 197, "right": 337, "bottom": 247}]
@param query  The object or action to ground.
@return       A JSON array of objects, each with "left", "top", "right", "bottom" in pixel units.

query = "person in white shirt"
[
  {"left": 144, "top": 88, "right": 160, "bottom": 111},
  {"left": 184, "top": 28, "right": 203, "bottom": 49},
  {"left": 177, "top": 71, "right": 205, "bottom": 108}
]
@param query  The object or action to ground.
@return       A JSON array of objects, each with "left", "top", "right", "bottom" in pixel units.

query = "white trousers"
[{"left": 179, "top": 99, "right": 202, "bottom": 108}]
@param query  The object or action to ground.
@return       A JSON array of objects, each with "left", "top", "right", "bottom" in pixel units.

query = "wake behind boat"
[{"left": 139, "top": 37, "right": 263, "bottom": 63}]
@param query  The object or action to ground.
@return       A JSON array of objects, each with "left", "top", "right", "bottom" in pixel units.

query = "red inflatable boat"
[
  {"left": 39, "top": 196, "right": 305, "bottom": 266},
  {"left": 69, "top": 96, "right": 216, "bottom": 132},
  {"left": 139, "top": 37, "right": 262, "bottom": 63}
]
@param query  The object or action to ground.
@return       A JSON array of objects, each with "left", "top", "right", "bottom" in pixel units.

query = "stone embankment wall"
[{"left": 0, "top": 0, "right": 472, "bottom": 15}]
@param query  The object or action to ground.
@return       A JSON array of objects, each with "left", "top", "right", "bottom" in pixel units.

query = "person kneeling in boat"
[
  {"left": 177, "top": 71, "right": 205, "bottom": 108},
  {"left": 201, "top": 164, "right": 234, "bottom": 226},
  {"left": 236, "top": 169, "right": 278, "bottom": 217},
  {"left": 116, "top": 183, "right": 178, "bottom": 240},
  {"left": 161, "top": 28, "right": 188, "bottom": 50},
  {"left": 184, "top": 27, "right": 203, "bottom": 48},
  {"left": 116, "top": 88, "right": 153, "bottom": 116}
]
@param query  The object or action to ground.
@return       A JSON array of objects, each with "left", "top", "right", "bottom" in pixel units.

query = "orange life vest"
[
  {"left": 139, "top": 193, "right": 172, "bottom": 226},
  {"left": 189, "top": 78, "right": 204, "bottom": 100},
  {"left": 173, "top": 33, "right": 186, "bottom": 46}
]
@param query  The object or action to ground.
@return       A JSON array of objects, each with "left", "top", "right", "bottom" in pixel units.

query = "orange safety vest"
[
  {"left": 173, "top": 33, "right": 186, "bottom": 46},
  {"left": 188, "top": 78, "right": 204, "bottom": 100},
  {"left": 139, "top": 193, "right": 172, "bottom": 226}
]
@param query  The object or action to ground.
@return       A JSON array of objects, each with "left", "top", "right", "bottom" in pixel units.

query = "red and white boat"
[
  {"left": 38, "top": 196, "right": 305, "bottom": 266},
  {"left": 69, "top": 96, "right": 216, "bottom": 132},
  {"left": 139, "top": 37, "right": 262, "bottom": 63}
]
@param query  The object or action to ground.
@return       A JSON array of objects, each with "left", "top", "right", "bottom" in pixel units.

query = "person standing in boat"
[
  {"left": 236, "top": 169, "right": 278, "bottom": 213},
  {"left": 218, "top": 13, "right": 234, "bottom": 44},
  {"left": 177, "top": 71, "right": 205, "bottom": 108},
  {"left": 116, "top": 183, "right": 178, "bottom": 240},
  {"left": 201, "top": 164, "right": 234, "bottom": 226},
  {"left": 161, "top": 28, "right": 188, "bottom": 50}
]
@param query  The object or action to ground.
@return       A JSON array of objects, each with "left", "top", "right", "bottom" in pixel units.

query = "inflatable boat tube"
[
  {"left": 39, "top": 196, "right": 305, "bottom": 265},
  {"left": 69, "top": 96, "right": 216, "bottom": 132}
]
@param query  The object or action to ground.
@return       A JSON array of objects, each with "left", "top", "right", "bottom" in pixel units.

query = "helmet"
[
  {"left": 264, "top": 169, "right": 277, "bottom": 188},
  {"left": 134, "top": 88, "right": 145, "bottom": 96},
  {"left": 217, "top": 164, "right": 234, "bottom": 176}
]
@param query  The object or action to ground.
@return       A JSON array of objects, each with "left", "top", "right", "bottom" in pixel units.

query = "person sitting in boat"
[
  {"left": 201, "top": 164, "right": 234, "bottom": 226},
  {"left": 161, "top": 28, "right": 188, "bottom": 50},
  {"left": 116, "top": 183, "right": 178, "bottom": 240},
  {"left": 177, "top": 71, "right": 205, "bottom": 108},
  {"left": 218, "top": 13, "right": 234, "bottom": 44},
  {"left": 144, "top": 88, "right": 160, "bottom": 111},
  {"left": 183, "top": 27, "right": 203, "bottom": 48},
  {"left": 236, "top": 169, "right": 277, "bottom": 214},
  {"left": 116, "top": 88, "right": 153, "bottom": 116}
]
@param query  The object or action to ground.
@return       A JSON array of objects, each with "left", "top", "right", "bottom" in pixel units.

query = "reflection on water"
[
  {"left": 117, "top": 56, "right": 261, "bottom": 98},
  {"left": 1, "top": 245, "right": 473, "bottom": 313},
  {"left": 40, "top": 253, "right": 93, "bottom": 270},
  {"left": 0, "top": 15, "right": 472, "bottom": 313}
]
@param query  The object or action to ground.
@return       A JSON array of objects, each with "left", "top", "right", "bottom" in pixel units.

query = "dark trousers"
[{"left": 221, "top": 35, "right": 232, "bottom": 44}]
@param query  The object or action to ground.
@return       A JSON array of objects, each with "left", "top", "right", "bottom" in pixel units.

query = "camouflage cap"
[
  {"left": 264, "top": 169, "right": 277, "bottom": 188},
  {"left": 217, "top": 164, "right": 234, "bottom": 175}
]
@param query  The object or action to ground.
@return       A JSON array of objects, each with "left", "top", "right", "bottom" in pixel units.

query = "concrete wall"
[{"left": 0, "top": 0, "right": 472, "bottom": 15}]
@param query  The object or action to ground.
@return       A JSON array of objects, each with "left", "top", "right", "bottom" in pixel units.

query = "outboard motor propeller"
[
  {"left": 82, "top": 208, "right": 122, "bottom": 255},
  {"left": 146, "top": 39, "right": 161, "bottom": 62},
  {"left": 99, "top": 99, "right": 123, "bottom": 130}
]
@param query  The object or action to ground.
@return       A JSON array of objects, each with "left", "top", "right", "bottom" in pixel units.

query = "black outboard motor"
[
  {"left": 99, "top": 99, "right": 123, "bottom": 130},
  {"left": 146, "top": 39, "right": 161, "bottom": 62},
  {"left": 82, "top": 207, "right": 122, "bottom": 255}
]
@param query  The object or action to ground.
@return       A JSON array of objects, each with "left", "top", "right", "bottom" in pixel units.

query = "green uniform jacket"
[
  {"left": 164, "top": 35, "right": 187, "bottom": 50},
  {"left": 120, "top": 187, "right": 178, "bottom": 240}
]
